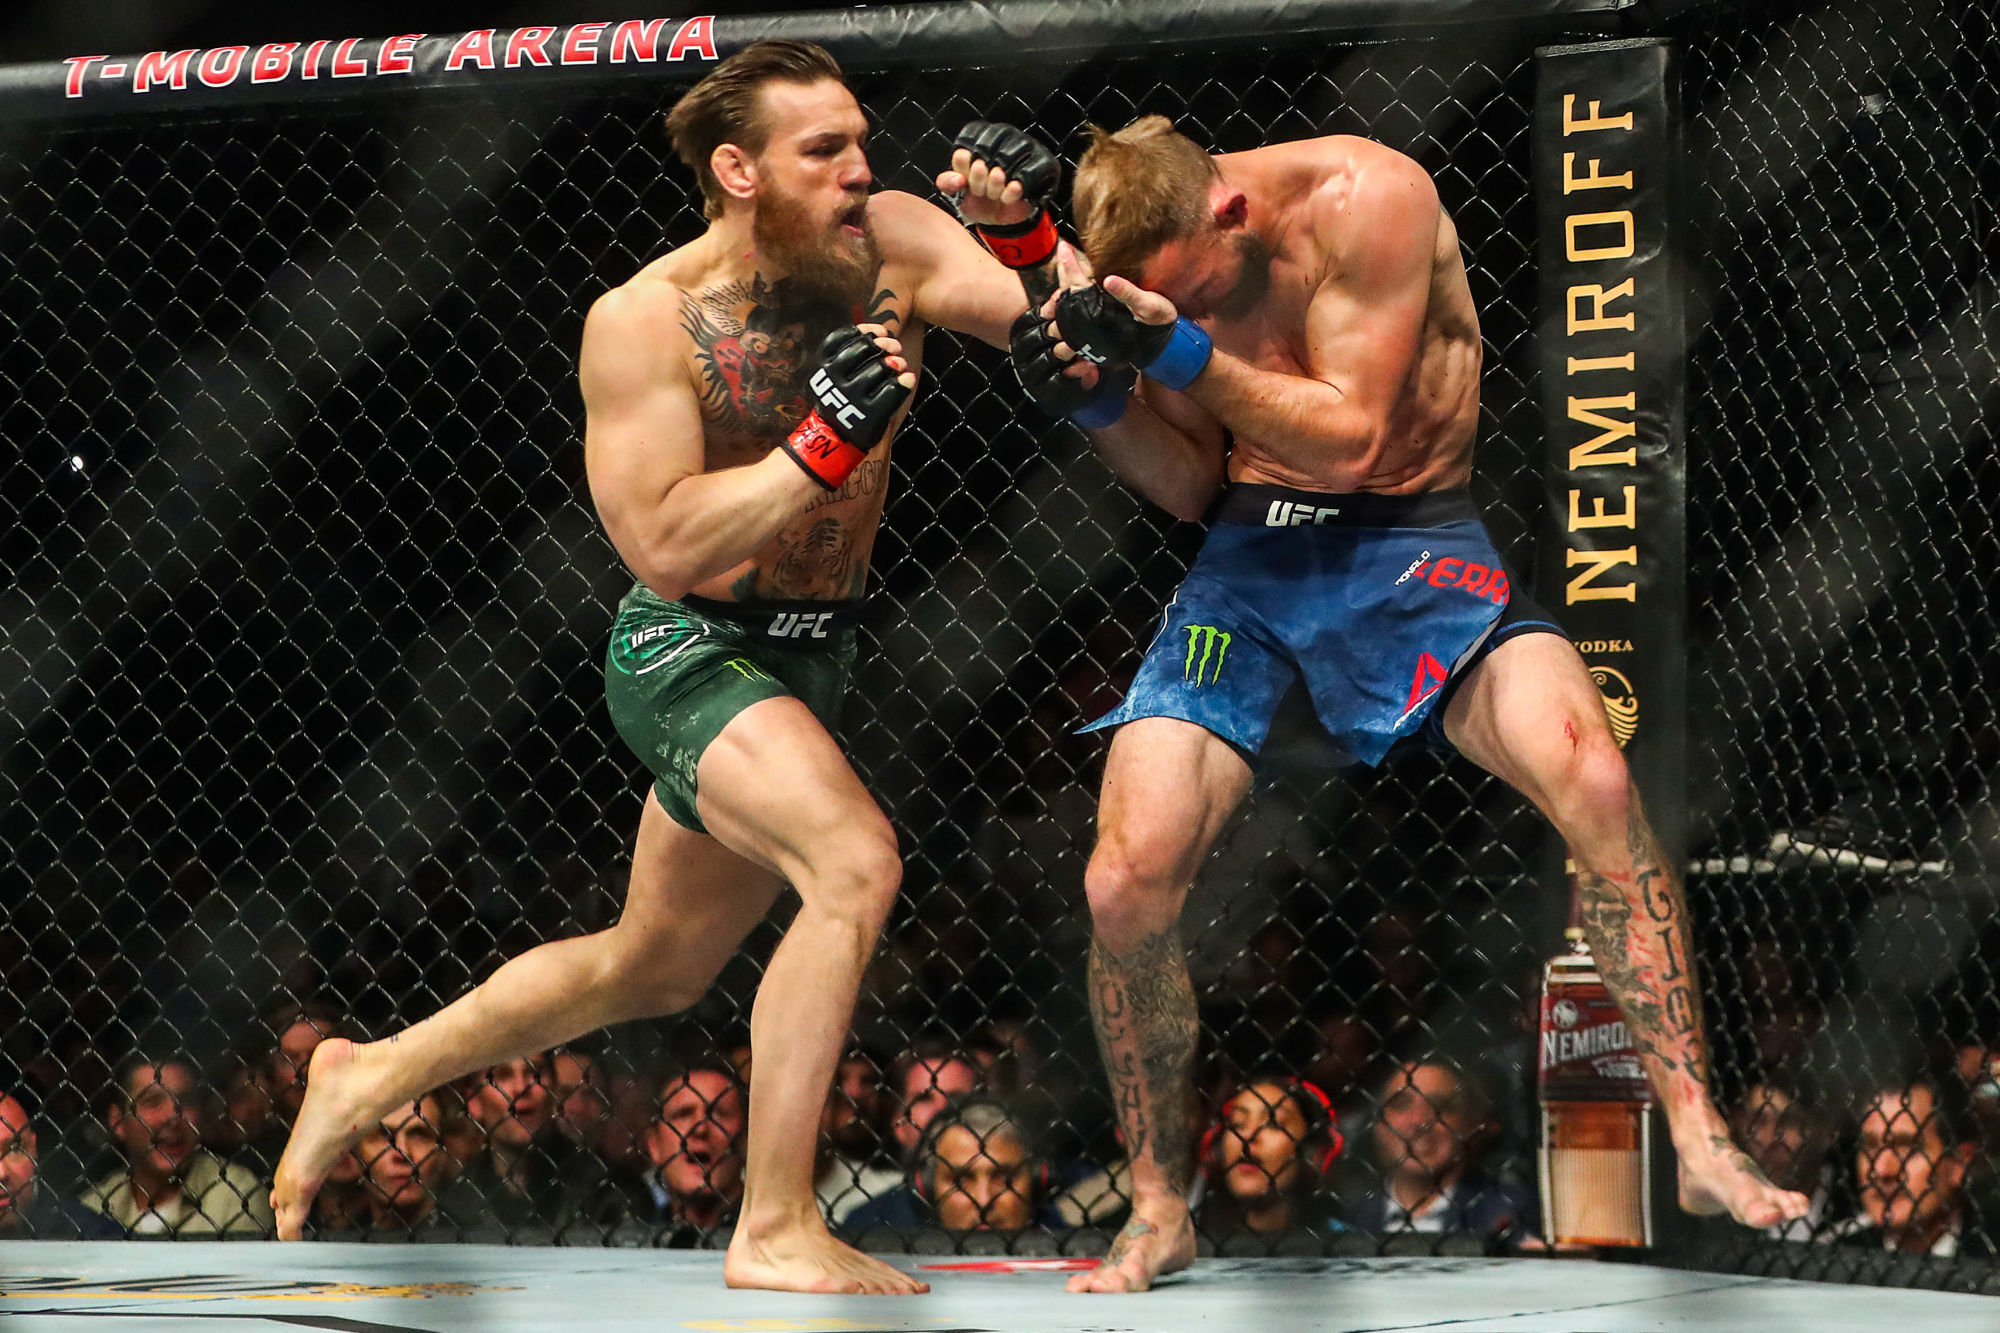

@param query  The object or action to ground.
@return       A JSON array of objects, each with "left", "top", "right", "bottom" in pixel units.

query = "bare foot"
[
  {"left": 270, "top": 1038, "right": 383, "bottom": 1240},
  {"left": 724, "top": 1222, "right": 928, "bottom": 1295},
  {"left": 1677, "top": 1133, "right": 1809, "bottom": 1230},
  {"left": 1066, "top": 1206, "right": 1196, "bottom": 1294}
]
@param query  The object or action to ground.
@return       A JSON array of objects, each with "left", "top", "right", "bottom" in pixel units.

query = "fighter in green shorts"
[
  {"left": 605, "top": 588, "right": 857, "bottom": 833},
  {"left": 270, "top": 42, "right": 1072, "bottom": 1296}
]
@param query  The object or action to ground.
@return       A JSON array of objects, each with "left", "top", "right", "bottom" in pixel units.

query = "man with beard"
[
  {"left": 272, "top": 41, "right": 1059, "bottom": 1295},
  {"left": 1835, "top": 1075, "right": 1994, "bottom": 1257},
  {"left": 1003, "top": 115, "right": 1810, "bottom": 1292}
]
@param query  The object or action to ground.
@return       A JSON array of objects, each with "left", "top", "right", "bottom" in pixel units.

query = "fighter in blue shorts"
[{"left": 997, "top": 116, "right": 1810, "bottom": 1293}]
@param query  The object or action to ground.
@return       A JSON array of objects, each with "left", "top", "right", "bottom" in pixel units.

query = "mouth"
[{"left": 837, "top": 199, "right": 867, "bottom": 238}]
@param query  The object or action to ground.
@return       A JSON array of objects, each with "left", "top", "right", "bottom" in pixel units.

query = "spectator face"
[
  {"left": 1858, "top": 1085, "right": 1971, "bottom": 1240},
  {"left": 647, "top": 1071, "right": 746, "bottom": 1208},
  {"left": 111, "top": 1062, "right": 203, "bottom": 1181},
  {"left": 1374, "top": 1062, "right": 1474, "bottom": 1190},
  {"left": 930, "top": 1123, "right": 1034, "bottom": 1231},
  {"left": 1216, "top": 1082, "right": 1310, "bottom": 1201},
  {"left": 895, "top": 1056, "right": 980, "bottom": 1156},
  {"left": 467, "top": 1055, "right": 552, "bottom": 1151},
  {"left": 822, "top": 1055, "right": 882, "bottom": 1158},
  {"left": 261, "top": 1017, "right": 333, "bottom": 1121},
  {"left": 359, "top": 1096, "right": 452, "bottom": 1221},
  {"left": 1730, "top": 1085, "right": 1829, "bottom": 1195},
  {"left": 549, "top": 1050, "right": 609, "bottom": 1146},
  {"left": 0, "top": 1096, "right": 38, "bottom": 1228}
]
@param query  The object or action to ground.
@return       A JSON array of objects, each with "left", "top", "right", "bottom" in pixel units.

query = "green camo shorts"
[{"left": 604, "top": 584, "right": 857, "bottom": 833}]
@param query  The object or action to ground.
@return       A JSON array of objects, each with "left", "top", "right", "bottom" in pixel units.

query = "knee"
[
  {"left": 1551, "top": 732, "right": 1634, "bottom": 835},
  {"left": 1084, "top": 842, "right": 1184, "bottom": 947},
  {"left": 799, "top": 821, "right": 903, "bottom": 933}
]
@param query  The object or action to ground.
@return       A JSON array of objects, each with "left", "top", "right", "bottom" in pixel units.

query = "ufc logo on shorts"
[
  {"left": 1265, "top": 500, "right": 1341, "bottom": 526},
  {"left": 809, "top": 367, "right": 866, "bottom": 432},
  {"left": 768, "top": 610, "right": 834, "bottom": 640}
]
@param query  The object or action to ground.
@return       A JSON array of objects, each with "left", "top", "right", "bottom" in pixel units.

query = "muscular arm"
[
  {"left": 1178, "top": 160, "right": 1439, "bottom": 471},
  {"left": 878, "top": 190, "right": 1050, "bottom": 349},
  {"left": 1085, "top": 379, "right": 1228, "bottom": 522},
  {"left": 581, "top": 284, "right": 821, "bottom": 602}
]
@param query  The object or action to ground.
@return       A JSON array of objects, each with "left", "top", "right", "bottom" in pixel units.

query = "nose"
[{"left": 842, "top": 151, "right": 871, "bottom": 191}]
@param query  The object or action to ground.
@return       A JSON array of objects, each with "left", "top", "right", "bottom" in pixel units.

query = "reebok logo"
[
  {"left": 1182, "top": 624, "right": 1231, "bottom": 686},
  {"left": 1400, "top": 651, "right": 1449, "bottom": 721}
]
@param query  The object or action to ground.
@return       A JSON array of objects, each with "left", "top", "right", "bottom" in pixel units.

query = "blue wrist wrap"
[
  {"left": 1144, "top": 318, "right": 1212, "bottom": 391},
  {"left": 1070, "top": 385, "right": 1130, "bottom": 429}
]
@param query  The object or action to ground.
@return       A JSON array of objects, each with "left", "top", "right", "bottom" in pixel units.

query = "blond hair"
[{"left": 1072, "top": 115, "right": 1219, "bottom": 281}]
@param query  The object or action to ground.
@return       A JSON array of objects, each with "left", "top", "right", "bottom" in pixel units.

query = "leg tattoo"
[
  {"left": 1574, "top": 783, "right": 1712, "bottom": 1112},
  {"left": 1089, "top": 927, "right": 1199, "bottom": 1196}
]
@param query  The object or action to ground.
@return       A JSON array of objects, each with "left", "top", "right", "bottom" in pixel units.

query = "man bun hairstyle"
[
  {"left": 1072, "top": 114, "right": 1220, "bottom": 283},
  {"left": 665, "top": 40, "right": 846, "bottom": 219}
]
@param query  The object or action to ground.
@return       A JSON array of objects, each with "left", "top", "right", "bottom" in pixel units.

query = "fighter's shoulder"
[
  {"left": 580, "top": 257, "right": 701, "bottom": 398},
  {"left": 864, "top": 188, "right": 970, "bottom": 262},
  {"left": 1300, "top": 138, "right": 1438, "bottom": 259},
  {"left": 585, "top": 252, "right": 705, "bottom": 353}
]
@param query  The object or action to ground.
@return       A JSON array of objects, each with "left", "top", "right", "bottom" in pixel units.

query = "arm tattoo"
[
  {"left": 1089, "top": 927, "right": 1199, "bottom": 1195},
  {"left": 1020, "top": 261, "right": 1059, "bottom": 311},
  {"left": 1575, "top": 782, "right": 1712, "bottom": 1101}
]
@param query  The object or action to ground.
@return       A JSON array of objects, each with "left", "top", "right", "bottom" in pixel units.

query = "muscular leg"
[
  {"left": 1442, "top": 634, "right": 1809, "bottom": 1230},
  {"left": 273, "top": 696, "right": 925, "bottom": 1293},
  {"left": 271, "top": 789, "right": 780, "bottom": 1236},
  {"left": 693, "top": 699, "right": 922, "bottom": 1295},
  {"left": 1068, "top": 717, "right": 1254, "bottom": 1294}
]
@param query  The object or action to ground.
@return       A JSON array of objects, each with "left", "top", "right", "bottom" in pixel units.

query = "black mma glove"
[
  {"left": 1011, "top": 309, "right": 1134, "bottom": 428},
  {"left": 1053, "top": 284, "right": 1214, "bottom": 391},
  {"left": 781, "top": 327, "right": 911, "bottom": 490},
  {"left": 953, "top": 120, "right": 1062, "bottom": 270}
]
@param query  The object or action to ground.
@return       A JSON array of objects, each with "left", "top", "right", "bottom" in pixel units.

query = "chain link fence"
[
  {"left": 0, "top": 0, "right": 1995, "bottom": 1289},
  {"left": 1676, "top": 0, "right": 2000, "bottom": 1292}
]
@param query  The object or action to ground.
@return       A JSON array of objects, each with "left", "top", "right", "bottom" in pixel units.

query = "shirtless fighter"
[
  {"left": 1008, "top": 117, "right": 1812, "bottom": 1292},
  {"left": 270, "top": 41, "right": 1065, "bottom": 1294}
]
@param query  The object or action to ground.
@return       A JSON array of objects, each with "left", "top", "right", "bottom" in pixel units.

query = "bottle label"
[{"left": 1539, "top": 978, "right": 1653, "bottom": 1104}]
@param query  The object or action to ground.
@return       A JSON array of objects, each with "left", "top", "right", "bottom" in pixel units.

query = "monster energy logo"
[
  {"left": 724, "top": 657, "right": 772, "bottom": 681},
  {"left": 1182, "top": 624, "right": 1231, "bottom": 686}
]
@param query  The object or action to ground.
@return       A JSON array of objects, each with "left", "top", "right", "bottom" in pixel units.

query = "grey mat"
[{"left": 0, "top": 1242, "right": 1990, "bottom": 1332}]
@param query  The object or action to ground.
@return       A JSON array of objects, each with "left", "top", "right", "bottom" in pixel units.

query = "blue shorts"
[{"left": 1082, "top": 485, "right": 1566, "bottom": 767}]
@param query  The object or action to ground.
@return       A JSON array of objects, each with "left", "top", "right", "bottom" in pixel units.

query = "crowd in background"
[{"left": 5, "top": 982, "right": 2000, "bottom": 1259}]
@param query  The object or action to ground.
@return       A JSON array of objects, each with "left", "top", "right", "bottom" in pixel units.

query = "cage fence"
[{"left": 0, "top": 0, "right": 1994, "bottom": 1291}]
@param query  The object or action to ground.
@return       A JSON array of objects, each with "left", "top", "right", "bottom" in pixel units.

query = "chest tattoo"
[{"left": 681, "top": 276, "right": 900, "bottom": 441}]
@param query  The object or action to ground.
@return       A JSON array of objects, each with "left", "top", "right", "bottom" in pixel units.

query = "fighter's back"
[{"left": 1203, "top": 135, "right": 1483, "bottom": 496}]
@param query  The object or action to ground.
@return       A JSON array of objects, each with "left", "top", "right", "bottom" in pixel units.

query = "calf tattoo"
[
  {"left": 1575, "top": 782, "right": 1711, "bottom": 1103},
  {"left": 1089, "top": 927, "right": 1199, "bottom": 1194}
]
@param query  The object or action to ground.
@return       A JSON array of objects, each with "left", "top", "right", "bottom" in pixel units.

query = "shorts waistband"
[
  {"left": 1208, "top": 484, "right": 1481, "bottom": 529},
  {"left": 680, "top": 594, "right": 860, "bottom": 644}
]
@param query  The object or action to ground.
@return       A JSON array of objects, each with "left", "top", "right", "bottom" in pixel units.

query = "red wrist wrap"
[
  {"left": 975, "top": 210, "right": 1059, "bottom": 270},
  {"left": 780, "top": 411, "right": 868, "bottom": 490}
]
